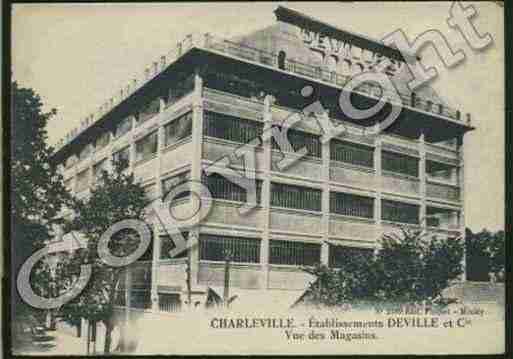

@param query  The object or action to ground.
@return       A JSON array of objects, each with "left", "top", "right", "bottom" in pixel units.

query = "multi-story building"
[{"left": 49, "top": 7, "right": 474, "bottom": 314}]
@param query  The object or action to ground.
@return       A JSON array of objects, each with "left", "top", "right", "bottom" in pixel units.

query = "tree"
[
  {"left": 466, "top": 228, "right": 505, "bottom": 282},
  {"left": 489, "top": 230, "right": 505, "bottom": 282},
  {"left": 465, "top": 228, "right": 492, "bottom": 281},
  {"left": 11, "top": 81, "right": 70, "bottom": 222},
  {"left": 302, "top": 250, "right": 380, "bottom": 307},
  {"left": 10, "top": 82, "right": 71, "bottom": 325},
  {"left": 300, "top": 228, "right": 464, "bottom": 307},
  {"left": 61, "top": 160, "right": 149, "bottom": 354},
  {"left": 377, "top": 228, "right": 463, "bottom": 302}
]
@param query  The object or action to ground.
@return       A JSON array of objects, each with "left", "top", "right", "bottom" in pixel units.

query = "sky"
[{"left": 12, "top": 2, "right": 505, "bottom": 232}]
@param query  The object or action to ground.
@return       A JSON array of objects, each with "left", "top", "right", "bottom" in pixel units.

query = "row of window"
[
  {"left": 202, "top": 111, "right": 451, "bottom": 178},
  {"left": 160, "top": 233, "right": 373, "bottom": 267},
  {"left": 73, "top": 164, "right": 442, "bottom": 228},
  {"left": 66, "top": 108, "right": 455, "bottom": 182},
  {"left": 201, "top": 175, "right": 419, "bottom": 224},
  {"left": 111, "top": 111, "right": 193, "bottom": 167},
  {"left": 133, "top": 112, "right": 193, "bottom": 163},
  {"left": 64, "top": 76, "right": 195, "bottom": 168}
]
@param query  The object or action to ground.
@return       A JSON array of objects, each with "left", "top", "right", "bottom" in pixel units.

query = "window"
[
  {"left": 269, "top": 240, "right": 321, "bottom": 266},
  {"left": 329, "top": 245, "right": 374, "bottom": 268},
  {"left": 199, "top": 234, "right": 260, "bottom": 263},
  {"left": 271, "top": 182, "right": 321, "bottom": 212},
  {"left": 115, "top": 116, "right": 133, "bottom": 138},
  {"left": 137, "top": 97, "right": 161, "bottom": 125},
  {"left": 426, "top": 160, "right": 454, "bottom": 182},
  {"left": 75, "top": 169, "right": 90, "bottom": 192},
  {"left": 278, "top": 51, "right": 286, "bottom": 70},
  {"left": 382, "top": 199, "right": 419, "bottom": 224},
  {"left": 160, "top": 233, "right": 189, "bottom": 259},
  {"left": 426, "top": 216, "right": 440, "bottom": 227},
  {"left": 112, "top": 146, "right": 130, "bottom": 170},
  {"left": 135, "top": 131, "right": 158, "bottom": 162},
  {"left": 159, "top": 293, "right": 182, "bottom": 312},
  {"left": 164, "top": 112, "right": 192, "bottom": 147},
  {"left": 162, "top": 172, "right": 191, "bottom": 200},
  {"left": 382, "top": 151, "right": 419, "bottom": 177},
  {"left": 203, "top": 111, "right": 263, "bottom": 144},
  {"left": 326, "top": 55, "right": 338, "bottom": 72},
  {"left": 203, "top": 71, "right": 263, "bottom": 99},
  {"left": 330, "top": 139, "right": 374, "bottom": 168},
  {"left": 272, "top": 127, "right": 321, "bottom": 158},
  {"left": 168, "top": 74, "right": 194, "bottom": 104},
  {"left": 340, "top": 59, "right": 351, "bottom": 75},
  {"left": 130, "top": 290, "right": 151, "bottom": 309},
  {"left": 95, "top": 132, "right": 110, "bottom": 150},
  {"left": 330, "top": 192, "right": 374, "bottom": 219},
  {"left": 426, "top": 207, "right": 457, "bottom": 228},
  {"left": 203, "top": 173, "right": 262, "bottom": 204}
]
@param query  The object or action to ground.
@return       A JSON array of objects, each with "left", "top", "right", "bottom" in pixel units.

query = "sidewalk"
[{"left": 13, "top": 329, "right": 92, "bottom": 356}]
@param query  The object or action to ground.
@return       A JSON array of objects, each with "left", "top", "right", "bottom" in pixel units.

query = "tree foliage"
[
  {"left": 466, "top": 228, "right": 505, "bottom": 282},
  {"left": 11, "top": 82, "right": 71, "bottom": 321},
  {"left": 11, "top": 81, "right": 70, "bottom": 222},
  {"left": 60, "top": 161, "right": 149, "bottom": 353},
  {"left": 303, "top": 228, "right": 464, "bottom": 307}
]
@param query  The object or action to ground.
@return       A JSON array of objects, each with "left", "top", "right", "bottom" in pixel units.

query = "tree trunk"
[
  {"left": 104, "top": 271, "right": 122, "bottom": 354},
  {"left": 86, "top": 322, "right": 90, "bottom": 356},
  {"left": 103, "top": 319, "right": 114, "bottom": 354}
]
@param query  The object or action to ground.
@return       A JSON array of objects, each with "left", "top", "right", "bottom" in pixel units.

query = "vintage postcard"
[{"left": 8, "top": 1, "right": 506, "bottom": 356}]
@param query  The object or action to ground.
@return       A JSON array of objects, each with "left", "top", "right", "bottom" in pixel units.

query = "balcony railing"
[
  {"left": 203, "top": 34, "right": 468, "bottom": 123},
  {"left": 55, "top": 32, "right": 470, "bottom": 153},
  {"left": 426, "top": 181, "right": 460, "bottom": 202}
]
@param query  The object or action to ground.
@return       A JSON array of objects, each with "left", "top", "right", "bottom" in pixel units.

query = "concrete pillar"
[
  {"left": 156, "top": 117, "right": 165, "bottom": 200},
  {"left": 419, "top": 133, "right": 427, "bottom": 227},
  {"left": 320, "top": 111, "right": 331, "bottom": 266},
  {"left": 188, "top": 69, "right": 204, "bottom": 287},
  {"left": 374, "top": 136, "right": 383, "bottom": 235},
  {"left": 128, "top": 116, "right": 137, "bottom": 173},
  {"left": 71, "top": 158, "right": 78, "bottom": 195},
  {"left": 149, "top": 108, "right": 166, "bottom": 311},
  {"left": 260, "top": 95, "right": 273, "bottom": 288},
  {"left": 87, "top": 145, "right": 95, "bottom": 189},
  {"left": 106, "top": 132, "right": 115, "bottom": 173},
  {"left": 150, "top": 223, "right": 160, "bottom": 311},
  {"left": 457, "top": 135, "right": 466, "bottom": 281},
  {"left": 124, "top": 267, "right": 131, "bottom": 322}
]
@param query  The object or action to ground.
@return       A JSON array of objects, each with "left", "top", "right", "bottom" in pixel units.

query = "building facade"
[{"left": 49, "top": 7, "right": 474, "bottom": 313}]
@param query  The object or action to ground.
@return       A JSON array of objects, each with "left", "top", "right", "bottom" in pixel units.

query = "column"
[
  {"left": 260, "top": 95, "right": 273, "bottom": 288},
  {"left": 418, "top": 133, "right": 427, "bottom": 227},
  {"left": 151, "top": 107, "right": 166, "bottom": 311},
  {"left": 106, "top": 133, "right": 115, "bottom": 173},
  {"left": 156, "top": 98, "right": 166, "bottom": 199},
  {"left": 124, "top": 267, "right": 131, "bottom": 326},
  {"left": 320, "top": 112, "right": 330, "bottom": 266},
  {"left": 457, "top": 135, "right": 466, "bottom": 281},
  {"left": 88, "top": 145, "right": 95, "bottom": 188},
  {"left": 150, "top": 229, "right": 161, "bottom": 311},
  {"left": 188, "top": 69, "right": 204, "bottom": 287},
  {"left": 128, "top": 116, "right": 137, "bottom": 173},
  {"left": 374, "top": 136, "right": 382, "bottom": 251},
  {"left": 71, "top": 157, "right": 78, "bottom": 195}
]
